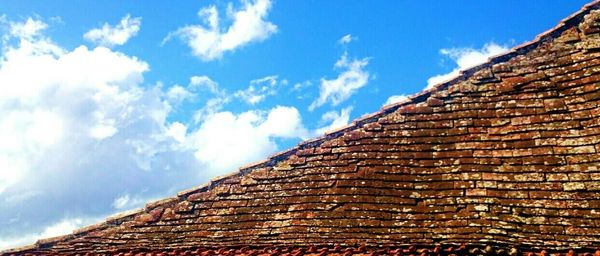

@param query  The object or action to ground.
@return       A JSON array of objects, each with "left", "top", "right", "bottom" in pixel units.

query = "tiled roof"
[
  {"left": 5, "top": 1, "right": 600, "bottom": 255},
  {"left": 5, "top": 244, "right": 600, "bottom": 256}
]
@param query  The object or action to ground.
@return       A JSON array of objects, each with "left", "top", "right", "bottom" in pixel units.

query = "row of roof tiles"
[{"left": 7, "top": 244, "right": 600, "bottom": 256}]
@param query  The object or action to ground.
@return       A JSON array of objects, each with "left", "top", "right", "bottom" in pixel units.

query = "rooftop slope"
[{"left": 6, "top": 1, "right": 600, "bottom": 255}]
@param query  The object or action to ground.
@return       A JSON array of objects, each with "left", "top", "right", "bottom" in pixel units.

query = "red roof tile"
[{"left": 4, "top": 245, "right": 600, "bottom": 256}]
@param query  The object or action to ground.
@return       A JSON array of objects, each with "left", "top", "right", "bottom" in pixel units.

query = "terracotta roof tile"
[{"left": 4, "top": 245, "right": 600, "bottom": 256}]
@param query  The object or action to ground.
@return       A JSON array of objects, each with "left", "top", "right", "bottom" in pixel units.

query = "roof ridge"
[{"left": 4, "top": 1, "right": 600, "bottom": 254}]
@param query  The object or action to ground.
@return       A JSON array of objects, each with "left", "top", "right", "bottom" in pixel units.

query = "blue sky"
[{"left": 0, "top": 0, "right": 591, "bottom": 249}]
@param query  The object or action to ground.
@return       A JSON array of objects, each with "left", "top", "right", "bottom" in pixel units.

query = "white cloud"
[
  {"left": 166, "top": 122, "right": 187, "bottom": 143},
  {"left": 0, "top": 218, "right": 97, "bottom": 251},
  {"left": 187, "top": 77, "right": 230, "bottom": 123},
  {"left": 192, "top": 75, "right": 287, "bottom": 121},
  {"left": 42, "top": 219, "right": 84, "bottom": 237},
  {"left": 89, "top": 120, "right": 117, "bottom": 140},
  {"left": 112, "top": 194, "right": 150, "bottom": 210},
  {"left": 187, "top": 106, "right": 307, "bottom": 173},
  {"left": 292, "top": 80, "right": 311, "bottom": 91},
  {"left": 338, "top": 34, "right": 355, "bottom": 44},
  {"left": 291, "top": 80, "right": 313, "bottom": 100},
  {"left": 166, "top": 84, "right": 194, "bottom": 104},
  {"left": 1, "top": 17, "right": 62, "bottom": 55},
  {"left": 0, "top": 17, "right": 202, "bottom": 249},
  {"left": 84, "top": 15, "right": 141, "bottom": 47},
  {"left": 0, "top": 18, "right": 154, "bottom": 195},
  {"left": 112, "top": 194, "right": 131, "bottom": 209},
  {"left": 163, "top": 0, "right": 277, "bottom": 61},
  {"left": 166, "top": 75, "right": 223, "bottom": 106},
  {"left": 190, "top": 75, "right": 220, "bottom": 93},
  {"left": 0, "top": 16, "right": 305, "bottom": 251},
  {"left": 193, "top": 96, "right": 231, "bottom": 122},
  {"left": 314, "top": 106, "right": 353, "bottom": 135},
  {"left": 426, "top": 42, "right": 509, "bottom": 89},
  {"left": 259, "top": 106, "right": 306, "bottom": 138},
  {"left": 309, "top": 52, "right": 369, "bottom": 111},
  {"left": 384, "top": 94, "right": 409, "bottom": 106},
  {"left": 234, "top": 75, "right": 279, "bottom": 105},
  {"left": 8, "top": 17, "right": 47, "bottom": 40}
]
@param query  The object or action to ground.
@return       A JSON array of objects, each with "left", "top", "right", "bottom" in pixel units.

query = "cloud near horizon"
[
  {"left": 314, "top": 106, "right": 353, "bottom": 135},
  {"left": 384, "top": 94, "right": 409, "bottom": 106},
  {"left": 0, "top": 16, "right": 304, "bottom": 250},
  {"left": 426, "top": 42, "right": 510, "bottom": 89},
  {"left": 0, "top": 16, "right": 199, "bottom": 249}
]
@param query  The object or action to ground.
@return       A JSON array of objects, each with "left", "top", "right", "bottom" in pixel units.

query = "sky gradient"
[{"left": 0, "top": 0, "right": 592, "bottom": 249}]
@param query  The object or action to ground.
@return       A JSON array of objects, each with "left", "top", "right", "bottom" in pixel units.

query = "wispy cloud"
[
  {"left": 307, "top": 34, "right": 370, "bottom": 111},
  {"left": 166, "top": 75, "right": 221, "bottom": 105},
  {"left": 163, "top": 0, "right": 277, "bottom": 61},
  {"left": 338, "top": 34, "right": 355, "bottom": 44},
  {"left": 234, "top": 75, "right": 282, "bottom": 105},
  {"left": 83, "top": 15, "right": 141, "bottom": 47},
  {"left": 190, "top": 75, "right": 220, "bottom": 94},
  {"left": 309, "top": 52, "right": 369, "bottom": 111},
  {"left": 112, "top": 194, "right": 153, "bottom": 210}
]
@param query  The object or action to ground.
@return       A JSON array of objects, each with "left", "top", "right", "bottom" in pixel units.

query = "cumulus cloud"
[
  {"left": 84, "top": 14, "right": 141, "bottom": 47},
  {"left": 164, "top": 0, "right": 277, "bottom": 61},
  {"left": 314, "top": 106, "right": 353, "bottom": 135},
  {"left": 0, "top": 18, "right": 151, "bottom": 194},
  {"left": 186, "top": 106, "right": 307, "bottom": 173},
  {"left": 158, "top": 77, "right": 307, "bottom": 177},
  {"left": 384, "top": 94, "right": 409, "bottom": 106},
  {"left": 0, "top": 16, "right": 305, "bottom": 250},
  {"left": 7, "top": 17, "right": 47, "bottom": 40},
  {"left": 234, "top": 75, "right": 280, "bottom": 105},
  {"left": 309, "top": 52, "right": 369, "bottom": 111},
  {"left": 426, "top": 42, "right": 509, "bottom": 89},
  {"left": 166, "top": 122, "right": 188, "bottom": 143},
  {"left": 0, "top": 17, "right": 201, "bottom": 249}
]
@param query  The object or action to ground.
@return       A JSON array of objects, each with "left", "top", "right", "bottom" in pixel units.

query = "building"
[{"left": 4, "top": 1, "right": 600, "bottom": 255}]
